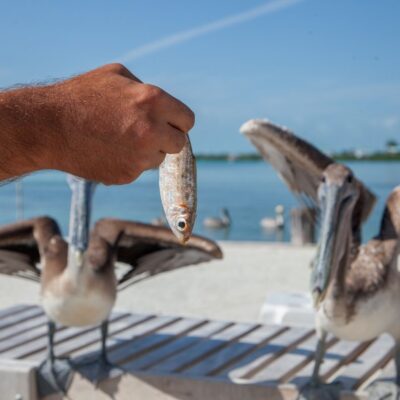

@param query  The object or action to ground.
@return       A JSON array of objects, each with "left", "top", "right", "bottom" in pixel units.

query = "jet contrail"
[{"left": 118, "top": 0, "right": 304, "bottom": 63}]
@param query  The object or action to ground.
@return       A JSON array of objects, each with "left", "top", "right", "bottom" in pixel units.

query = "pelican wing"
[
  {"left": 241, "top": 119, "right": 376, "bottom": 222},
  {"left": 0, "top": 250, "right": 40, "bottom": 282},
  {"left": 0, "top": 217, "right": 61, "bottom": 282},
  {"left": 241, "top": 119, "right": 333, "bottom": 206},
  {"left": 95, "top": 220, "right": 223, "bottom": 290}
]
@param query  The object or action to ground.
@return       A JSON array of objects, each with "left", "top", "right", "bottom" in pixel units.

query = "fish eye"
[{"left": 176, "top": 219, "right": 186, "bottom": 232}]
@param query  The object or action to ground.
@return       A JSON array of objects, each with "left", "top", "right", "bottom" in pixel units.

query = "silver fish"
[{"left": 159, "top": 136, "right": 197, "bottom": 243}]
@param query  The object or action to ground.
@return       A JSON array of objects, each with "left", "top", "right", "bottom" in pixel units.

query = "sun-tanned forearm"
[
  {"left": 0, "top": 86, "right": 53, "bottom": 179},
  {"left": 0, "top": 63, "right": 195, "bottom": 184}
]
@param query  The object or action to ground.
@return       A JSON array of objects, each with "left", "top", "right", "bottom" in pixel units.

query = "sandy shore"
[{"left": 0, "top": 242, "right": 315, "bottom": 323}]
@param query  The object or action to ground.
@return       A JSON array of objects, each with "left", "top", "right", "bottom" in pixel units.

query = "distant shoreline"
[{"left": 195, "top": 152, "right": 400, "bottom": 162}]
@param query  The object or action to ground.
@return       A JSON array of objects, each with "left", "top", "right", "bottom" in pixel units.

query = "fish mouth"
[
  {"left": 179, "top": 229, "right": 192, "bottom": 245},
  {"left": 174, "top": 208, "right": 196, "bottom": 243}
]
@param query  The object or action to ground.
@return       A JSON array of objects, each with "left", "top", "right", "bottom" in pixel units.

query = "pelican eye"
[
  {"left": 177, "top": 219, "right": 186, "bottom": 231},
  {"left": 321, "top": 176, "right": 326, "bottom": 183}
]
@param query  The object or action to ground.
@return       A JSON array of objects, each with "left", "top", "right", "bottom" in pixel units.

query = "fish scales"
[{"left": 159, "top": 137, "right": 197, "bottom": 243}]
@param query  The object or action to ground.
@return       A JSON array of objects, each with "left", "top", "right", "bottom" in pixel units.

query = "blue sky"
[{"left": 1, "top": 0, "right": 399, "bottom": 154}]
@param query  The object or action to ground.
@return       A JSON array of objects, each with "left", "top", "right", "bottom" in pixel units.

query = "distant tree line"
[{"left": 195, "top": 138, "right": 399, "bottom": 162}]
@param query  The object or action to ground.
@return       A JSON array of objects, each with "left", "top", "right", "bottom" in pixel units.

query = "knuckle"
[
  {"left": 142, "top": 84, "right": 163, "bottom": 103},
  {"left": 103, "top": 62, "right": 130, "bottom": 75}
]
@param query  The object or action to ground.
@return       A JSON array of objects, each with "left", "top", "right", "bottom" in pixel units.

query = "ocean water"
[{"left": 0, "top": 161, "right": 399, "bottom": 243}]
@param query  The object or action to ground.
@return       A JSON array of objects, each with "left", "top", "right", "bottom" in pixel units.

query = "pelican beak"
[{"left": 312, "top": 185, "right": 340, "bottom": 307}]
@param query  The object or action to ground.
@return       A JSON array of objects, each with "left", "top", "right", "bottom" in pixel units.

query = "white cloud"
[{"left": 117, "top": 0, "right": 304, "bottom": 63}]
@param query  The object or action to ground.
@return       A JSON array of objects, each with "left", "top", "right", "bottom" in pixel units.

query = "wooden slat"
[
  {"left": 125, "top": 320, "right": 232, "bottom": 371},
  {"left": 73, "top": 316, "right": 183, "bottom": 382},
  {"left": 32, "top": 313, "right": 153, "bottom": 362},
  {"left": 61, "top": 314, "right": 158, "bottom": 358},
  {"left": 332, "top": 334, "right": 395, "bottom": 390},
  {"left": 0, "top": 320, "right": 57, "bottom": 354},
  {"left": 105, "top": 318, "right": 206, "bottom": 365},
  {"left": 0, "top": 306, "right": 43, "bottom": 331},
  {"left": 373, "top": 358, "right": 396, "bottom": 383},
  {"left": 70, "top": 315, "right": 179, "bottom": 363},
  {"left": 0, "top": 304, "right": 33, "bottom": 320},
  {"left": 224, "top": 327, "right": 313, "bottom": 380},
  {"left": 0, "top": 312, "right": 129, "bottom": 360},
  {"left": 148, "top": 323, "right": 259, "bottom": 374},
  {"left": 249, "top": 333, "right": 322, "bottom": 383},
  {"left": 0, "top": 314, "right": 48, "bottom": 342},
  {"left": 185, "top": 324, "right": 286, "bottom": 377},
  {"left": 250, "top": 334, "right": 337, "bottom": 383},
  {"left": 290, "top": 339, "right": 372, "bottom": 388}
]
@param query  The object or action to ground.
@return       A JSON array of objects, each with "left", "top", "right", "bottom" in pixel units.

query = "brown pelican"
[
  {"left": 242, "top": 119, "right": 400, "bottom": 397},
  {"left": 260, "top": 204, "right": 285, "bottom": 230},
  {"left": 0, "top": 177, "right": 222, "bottom": 395},
  {"left": 203, "top": 208, "right": 231, "bottom": 229}
]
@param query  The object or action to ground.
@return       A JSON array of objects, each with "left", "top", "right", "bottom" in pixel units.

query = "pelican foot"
[
  {"left": 366, "top": 381, "right": 400, "bottom": 400},
  {"left": 36, "top": 357, "right": 72, "bottom": 397},
  {"left": 297, "top": 381, "right": 341, "bottom": 400},
  {"left": 74, "top": 355, "right": 124, "bottom": 384}
]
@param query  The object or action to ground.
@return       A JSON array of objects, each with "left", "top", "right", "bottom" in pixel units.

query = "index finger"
[{"left": 157, "top": 90, "right": 195, "bottom": 133}]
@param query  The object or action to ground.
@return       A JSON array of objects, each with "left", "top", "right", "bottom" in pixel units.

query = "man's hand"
[{"left": 0, "top": 63, "right": 195, "bottom": 184}]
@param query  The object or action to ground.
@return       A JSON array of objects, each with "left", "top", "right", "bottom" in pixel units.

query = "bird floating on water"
[
  {"left": 242, "top": 119, "right": 400, "bottom": 398},
  {"left": 0, "top": 176, "right": 222, "bottom": 396},
  {"left": 203, "top": 208, "right": 231, "bottom": 229},
  {"left": 260, "top": 204, "right": 285, "bottom": 230}
]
